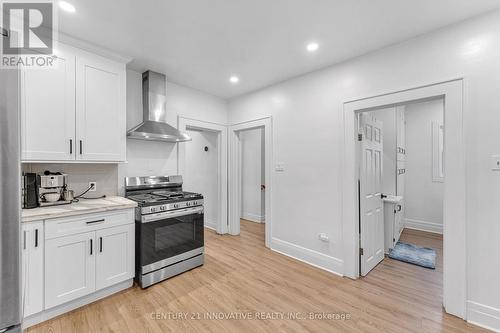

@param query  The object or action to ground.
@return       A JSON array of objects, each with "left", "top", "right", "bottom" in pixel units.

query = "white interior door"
[{"left": 359, "top": 113, "right": 385, "bottom": 276}]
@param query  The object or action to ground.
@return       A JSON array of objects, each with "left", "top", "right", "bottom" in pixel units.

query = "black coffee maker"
[{"left": 22, "top": 173, "right": 39, "bottom": 209}]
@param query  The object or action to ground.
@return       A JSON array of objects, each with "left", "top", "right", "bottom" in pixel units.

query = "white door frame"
[
  {"left": 229, "top": 117, "right": 273, "bottom": 248},
  {"left": 178, "top": 116, "right": 228, "bottom": 234},
  {"left": 341, "top": 79, "right": 466, "bottom": 319}
]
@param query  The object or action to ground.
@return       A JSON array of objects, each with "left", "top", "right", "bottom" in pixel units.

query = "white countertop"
[{"left": 22, "top": 196, "right": 137, "bottom": 222}]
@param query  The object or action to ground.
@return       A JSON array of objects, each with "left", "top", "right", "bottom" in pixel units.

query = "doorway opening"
[
  {"left": 342, "top": 80, "right": 466, "bottom": 318},
  {"left": 229, "top": 117, "right": 273, "bottom": 248},
  {"left": 178, "top": 117, "right": 228, "bottom": 234},
  {"left": 185, "top": 128, "right": 220, "bottom": 230},
  {"left": 358, "top": 98, "right": 444, "bottom": 283},
  {"left": 239, "top": 128, "right": 266, "bottom": 245}
]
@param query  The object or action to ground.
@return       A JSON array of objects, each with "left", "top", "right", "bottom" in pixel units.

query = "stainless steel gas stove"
[{"left": 125, "top": 175, "right": 204, "bottom": 288}]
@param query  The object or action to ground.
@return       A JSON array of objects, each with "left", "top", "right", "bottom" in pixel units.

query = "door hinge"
[
  {"left": 393, "top": 238, "right": 395, "bottom": 243},
  {"left": 1, "top": 27, "right": 8, "bottom": 37},
  {"left": 358, "top": 133, "right": 363, "bottom": 141},
  {"left": 360, "top": 248, "right": 364, "bottom": 255}
]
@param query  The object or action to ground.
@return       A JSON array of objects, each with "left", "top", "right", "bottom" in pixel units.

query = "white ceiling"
[{"left": 59, "top": 0, "right": 500, "bottom": 99}]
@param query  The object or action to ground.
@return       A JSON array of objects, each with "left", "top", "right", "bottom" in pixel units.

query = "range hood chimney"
[{"left": 127, "top": 71, "right": 191, "bottom": 142}]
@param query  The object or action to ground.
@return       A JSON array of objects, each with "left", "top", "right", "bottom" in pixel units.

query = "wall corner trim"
[
  {"left": 204, "top": 220, "right": 217, "bottom": 231},
  {"left": 270, "top": 237, "right": 343, "bottom": 276},
  {"left": 241, "top": 212, "right": 265, "bottom": 223},
  {"left": 467, "top": 301, "right": 500, "bottom": 332}
]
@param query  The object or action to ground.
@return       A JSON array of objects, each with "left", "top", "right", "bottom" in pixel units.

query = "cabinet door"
[
  {"left": 22, "top": 221, "right": 44, "bottom": 317},
  {"left": 396, "top": 160, "right": 405, "bottom": 196},
  {"left": 95, "top": 224, "right": 134, "bottom": 290},
  {"left": 75, "top": 53, "right": 126, "bottom": 162},
  {"left": 45, "top": 232, "right": 95, "bottom": 308},
  {"left": 396, "top": 106, "right": 406, "bottom": 162},
  {"left": 398, "top": 199, "right": 405, "bottom": 236},
  {"left": 21, "top": 48, "right": 76, "bottom": 161}
]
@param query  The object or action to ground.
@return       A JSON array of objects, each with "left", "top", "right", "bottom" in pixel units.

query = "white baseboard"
[
  {"left": 405, "top": 218, "right": 443, "bottom": 234},
  {"left": 467, "top": 301, "right": 500, "bottom": 332},
  {"left": 270, "top": 237, "right": 343, "bottom": 276},
  {"left": 23, "top": 279, "right": 133, "bottom": 329},
  {"left": 205, "top": 219, "right": 217, "bottom": 230},
  {"left": 241, "top": 212, "right": 265, "bottom": 223}
]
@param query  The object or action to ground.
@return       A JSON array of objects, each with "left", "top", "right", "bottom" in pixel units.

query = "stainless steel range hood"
[{"left": 127, "top": 71, "right": 191, "bottom": 142}]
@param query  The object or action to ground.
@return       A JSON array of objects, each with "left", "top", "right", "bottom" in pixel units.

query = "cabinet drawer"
[{"left": 45, "top": 209, "right": 134, "bottom": 239}]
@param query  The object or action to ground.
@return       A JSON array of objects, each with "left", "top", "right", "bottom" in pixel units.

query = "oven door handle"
[{"left": 142, "top": 206, "right": 204, "bottom": 223}]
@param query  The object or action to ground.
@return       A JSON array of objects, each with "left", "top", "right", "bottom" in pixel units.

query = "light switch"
[
  {"left": 491, "top": 155, "right": 500, "bottom": 171},
  {"left": 275, "top": 163, "right": 284, "bottom": 172}
]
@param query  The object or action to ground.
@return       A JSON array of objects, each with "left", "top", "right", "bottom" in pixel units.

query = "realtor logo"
[{"left": 1, "top": 0, "right": 57, "bottom": 67}]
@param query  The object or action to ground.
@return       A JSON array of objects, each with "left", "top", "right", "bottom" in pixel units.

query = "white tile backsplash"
[{"left": 22, "top": 163, "right": 119, "bottom": 197}]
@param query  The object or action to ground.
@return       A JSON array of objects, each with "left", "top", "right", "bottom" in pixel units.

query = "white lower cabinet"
[
  {"left": 383, "top": 197, "right": 404, "bottom": 253},
  {"left": 45, "top": 231, "right": 96, "bottom": 308},
  {"left": 22, "top": 209, "right": 134, "bottom": 321},
  {"left": 95, "top": 224, "right": 134, "bottom": 290},
  {"left": 22, "top": 221, "right": 44, "bottom": 317}
]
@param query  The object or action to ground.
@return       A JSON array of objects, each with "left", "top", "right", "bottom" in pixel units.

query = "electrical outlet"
[
  {"left": 89, "top": 182, "right": 97, "bottom": 192},
  {"left": 318, "top": 233, "right": 329, "bottom": 242}
]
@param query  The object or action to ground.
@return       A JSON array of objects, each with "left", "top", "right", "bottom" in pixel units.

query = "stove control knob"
[
  {"left": 151, "top": 207, "right": 157, "bottom": 213},
  {"left": 193, "top": 201, "right": 197, "bottom": 206},
  {"left": 186, "top": 202, "right": 191, "bottom": 207},
  {"left": 174, "top": 204, "right": 179, "bottom": 209}
]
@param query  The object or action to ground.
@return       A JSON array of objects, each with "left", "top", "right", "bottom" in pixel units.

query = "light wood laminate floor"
[{"left": 27, "top": 220, "right": 488, "bottom": 333}]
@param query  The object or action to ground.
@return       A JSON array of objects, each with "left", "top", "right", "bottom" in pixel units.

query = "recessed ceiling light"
[
  {"left": 229, "top": 76, "right": 239, "bottom": 84},
  {"left": 306, "top": 42, "right": 319, "bottom": 52},
  {"left": 59, "top": 1, "right": 76, "bottom": 13}
]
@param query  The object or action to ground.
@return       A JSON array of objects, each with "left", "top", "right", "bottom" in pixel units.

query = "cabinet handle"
[
  {"left": 90, "top": 239, "right": 93, "bottom": 255},
  {"left": 34, "top": 229, "right": 38, "bottom": 247},
  {"left": 23, "top": 231, "right": 27, "bottom": 250},
  {"left": 86, "top": 219, "right": 105, "bottom": 225},
  {"left": 79, "top": 140, "right": 83, "bottom": 155},
  {"left": 99, "top": 237, "right": 103, "bottom": 253},
  {"left": 69, "top": 139, "right": 73, "bottom": 154}
]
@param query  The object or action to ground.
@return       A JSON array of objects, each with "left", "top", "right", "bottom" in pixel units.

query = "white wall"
[
  {"left": 240, "top": 128, "right": 264, "bottom": 223},
  {"left": 183, "top": 129, "right": 219, "bottom": 229},
  {"left": 117, "top": 70, "right": 228, "bottom": 194},
  {"left": 404, "top": 99, "right": 444, "bottom": 233},
  {"left": 227, "top": 10, "right": 500, "bottom": 324}
]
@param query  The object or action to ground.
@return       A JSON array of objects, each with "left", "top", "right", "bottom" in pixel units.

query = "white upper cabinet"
[
  {"left": 21, "top": 43, "right": 127, "bottom": 162},
  {"left": 21, "top": 47, "right": 75, "bottom": 161},
  {"left": 76, "top": 52, "right": 126, "bottom": 162}
]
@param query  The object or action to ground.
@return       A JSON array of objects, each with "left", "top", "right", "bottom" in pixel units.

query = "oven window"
[
  {"left": 155, "top": 223, "right": 194, "bottom": 250},
  {"left": 139, "top": 212, "right": 204, "bottom": 267}
]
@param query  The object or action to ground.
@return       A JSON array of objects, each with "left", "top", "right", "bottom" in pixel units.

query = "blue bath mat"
[{"left": 388, "top": 242, "right": 436, "bottom": 269}]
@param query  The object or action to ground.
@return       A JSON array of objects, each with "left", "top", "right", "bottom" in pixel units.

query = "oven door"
[{"left": 138, "top": 206, "right": 204, "bottom": 274}]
